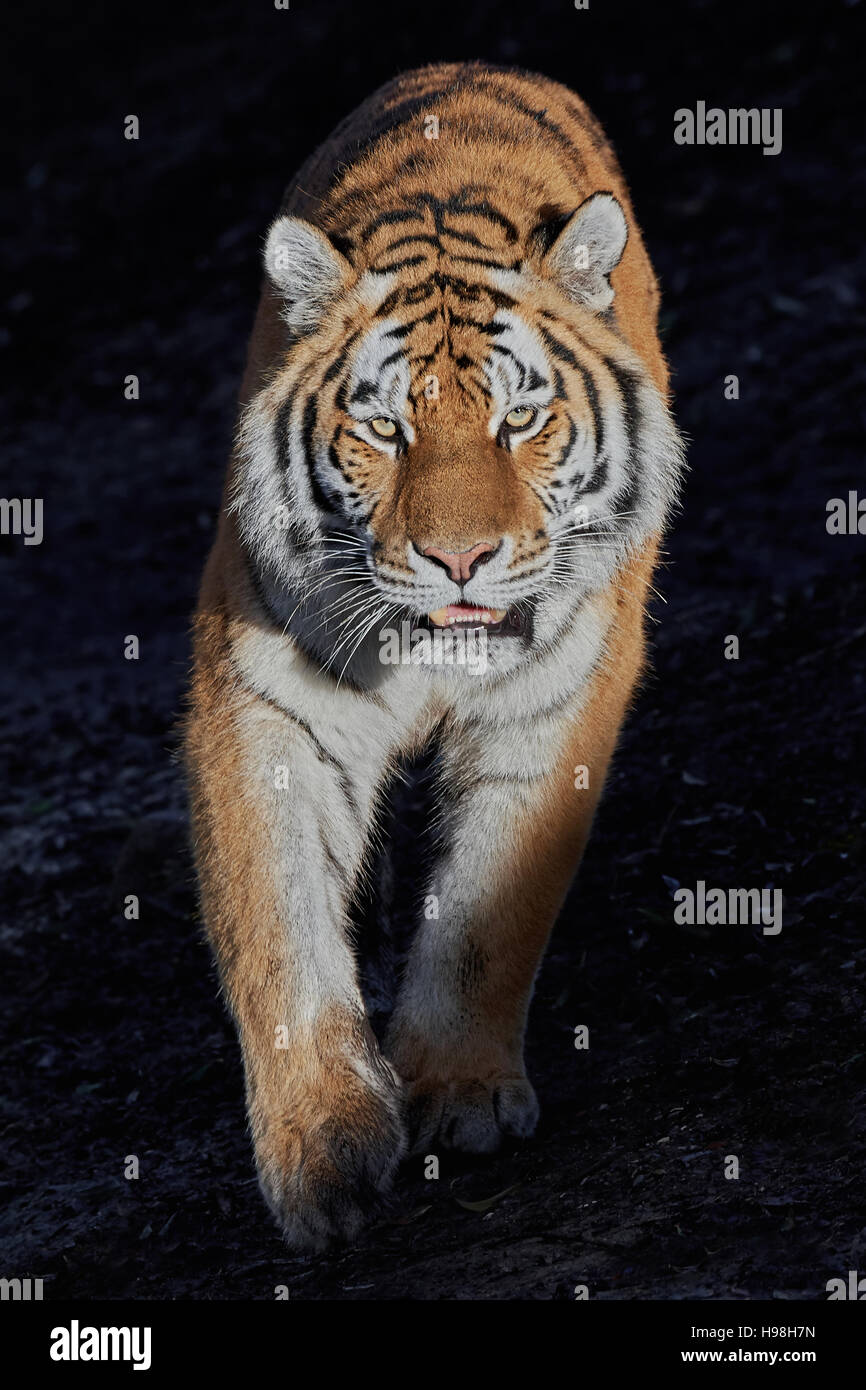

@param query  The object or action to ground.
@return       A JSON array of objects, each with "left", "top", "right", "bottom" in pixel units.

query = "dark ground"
[{"left": 1, "top": 0, "right": 864, "bottom": 1300}]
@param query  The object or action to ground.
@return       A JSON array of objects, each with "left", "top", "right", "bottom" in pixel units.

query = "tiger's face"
[{"left": 234, "top": 194, "right": 682, "bottom": 679}]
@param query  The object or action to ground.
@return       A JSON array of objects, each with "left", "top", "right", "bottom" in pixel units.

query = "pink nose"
[{"left": 422, "top": 541, "right": 496, "bottom": 584}]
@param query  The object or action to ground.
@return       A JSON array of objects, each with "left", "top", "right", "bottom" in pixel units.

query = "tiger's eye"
[
  {"left": 370, "top": 416, "right": 397, "bottom": 438},
  {"left": 505, "top": 406, "right": 535, "bottom": 429}
]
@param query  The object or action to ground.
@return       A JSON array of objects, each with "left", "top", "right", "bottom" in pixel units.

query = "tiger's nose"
[{"left": 420, "top": 540, "right": 497, "bottom": 584}]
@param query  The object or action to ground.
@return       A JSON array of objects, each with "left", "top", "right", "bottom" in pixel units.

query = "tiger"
[{"left": 185, "top": 61, "right": 685, "bottom": 1250}]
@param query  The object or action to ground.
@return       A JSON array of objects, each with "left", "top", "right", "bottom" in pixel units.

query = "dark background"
[{"left": 1, "top": 0, "right": 864, "bottom": 1299}]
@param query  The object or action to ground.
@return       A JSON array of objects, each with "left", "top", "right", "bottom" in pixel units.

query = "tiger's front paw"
[
  {"left": 253, "top": 1034, "right": 407, "bottom": 1251},
  {"left": 404, "top": 1072, "right": 539, "bottom": 1156}
]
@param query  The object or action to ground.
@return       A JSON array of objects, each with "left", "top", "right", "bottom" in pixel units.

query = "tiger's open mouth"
[{"left": 425, "top": 603, "right": 529, "bottom": 636}]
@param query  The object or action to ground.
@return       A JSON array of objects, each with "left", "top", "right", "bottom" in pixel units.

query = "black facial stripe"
[
  {"left": 420, "top": 190, "right": 519, "bottom": 242},
  {"left": 539, "top": 308, "right": 617, "bottom": 392},
  {"left": 444, "top": 197, "right": 519, "bottom": 242},
  {"left": 448, "top": 315, "right": 507, "bottom": 334},
  {"left": 527, "top": 479, "right": 559, "bottom": 515},
  {"left": 550, "top": 416, "right": 578, "bottom": 475},
  {"left": 328, "top": 438, "right": 358, "bottom": 488},
  {"left": 376, "top": 272, "right": 516, "bottom": 317},
  {"left": 359, "top": 191, "right": 520, "bottom": 256},
  {"left": 350, "top": 380, "right": 378, "bottom": 406},
  {"left": 445, "top": 348, "right": 492, "bottom": 398},
  {"left": 438, "top": 226, "right": 500, "bottom": 251},
  {"left": 573, "top": 360, "right": 604, "bottom": 458},
  {"left": 535, "top": 317, "right": 609, "bottom": 472},
  {"left": 385, "top": 348, "right": 410, "bottom": 372},
  {"left": 378, "top": 280, "right": 436, "bottom": 313},
  {"left": 537, "top": 322, "right": 579, "bottom": 369},
  {"left": 612, "top": 467, "right": 640, "bottom": 521},
  {"left": 409, "top": 342, "right": 446, "bottom": 372},
  {"left": 441, "top": 277, "right": 482, "bottom": 303},
  {"left": 603, "top": 357, "right": 641, "bottom": 477},
  {"left": 375, "top": 290, "right": 403, "bottom": 317},
  {"left": 455, "top": 375, "right": 485, "bottom": 407},
  {"left": 271, "top": 395, "right": 316, "bottom": 549},
  {"left": 459, "top": 375, "right": 493, "bottom": 402},
  {"left": 274, "top": 390, "right": 297, "bottom": 464},
  {"left": 490, "top": 343, "right": 528, "bottom": 390},
  {"left": 448, "top": 254, "right": 523, "bottom": 272},
  {"left": 583, "top": 451, "right": 609, "bottom": 495},
  {"left": 370, "top": 254, "right": 428, "bottom": 274},
  {"left": 580, "top": 357, "right": 643, "bottom": 500},
  {"left": 402, "top": 283, "right": 437, "bottom": 307},
  {"left": 438, "top": 270, "right": 518, "bottom": 308},
  {"left": 301, "top": 394, "right": 341, "bottom": 516},
  {"left": 322, "top": 328, "right": 363, "bottom": 385},
  {"left": 358, "top": 206, "right": 426, "bottom": 242},
  {"left": 380, "top": 233, "right": 441, "bottom": 254}
]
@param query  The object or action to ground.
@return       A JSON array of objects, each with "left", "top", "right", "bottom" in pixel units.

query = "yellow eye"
[
  {"left": 370, "top": 416, "right": 397, "bottom": 438},
  {"left": 505, "top": 406, "right": 535, "bottom": 429}
]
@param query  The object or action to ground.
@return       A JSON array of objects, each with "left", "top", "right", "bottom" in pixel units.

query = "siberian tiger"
[{"left": 185, "top": 61, "right": 684, "bottom": 1250}]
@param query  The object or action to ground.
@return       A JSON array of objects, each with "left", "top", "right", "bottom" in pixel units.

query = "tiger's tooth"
[{"left": 427, "top": 605, "right": 509, "bottom": 627}]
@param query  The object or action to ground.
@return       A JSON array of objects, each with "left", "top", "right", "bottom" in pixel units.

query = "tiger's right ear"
[
  {"left": 264, "top": 216, "right": 352, "bottom": 333},
  {"left": 541, "top": 193, "right": 628, "bottom": 313}
]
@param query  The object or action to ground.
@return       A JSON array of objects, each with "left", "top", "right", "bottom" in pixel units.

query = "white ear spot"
[
  {"left": 263, "top": 215, "right": 351, "bottom": 333},
  {"left": 544, "top": 193, "right": 628, "bottom": 312}
]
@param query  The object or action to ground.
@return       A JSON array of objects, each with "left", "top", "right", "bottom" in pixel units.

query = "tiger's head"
[{"left": 233, "top": 190, "right": 683, "bottom": 681}]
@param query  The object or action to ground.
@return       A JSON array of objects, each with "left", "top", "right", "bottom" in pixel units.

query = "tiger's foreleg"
[
  {"left": 185, "top": 618, "right": 406, "bottom": 1249},
  {"left": 386, "top": 600, "right": 646, "bottom": 1154}
]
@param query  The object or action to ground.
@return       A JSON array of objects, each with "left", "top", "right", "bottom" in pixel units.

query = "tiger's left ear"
[{"left": 542, "top": 193, "right": 628, "bottom": 312}]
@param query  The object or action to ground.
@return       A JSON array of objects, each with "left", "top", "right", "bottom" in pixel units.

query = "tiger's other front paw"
[
  {"left": 253, "top": 1033, "right": 407, "bottom": 1251},
  {"left": 404, "top": 1072, "right": 539, "bottom": 1156}
]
